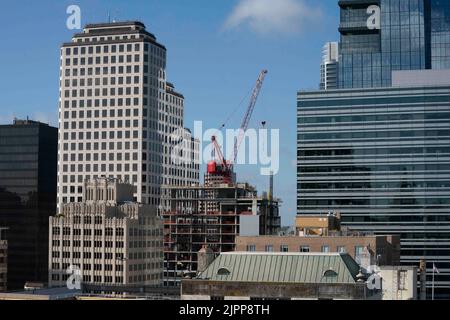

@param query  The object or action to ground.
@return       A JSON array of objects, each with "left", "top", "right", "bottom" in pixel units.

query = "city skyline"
[
  {"left": 0, "top": 0, "right": 449, "bottom": 303},
  {"left": 0, "top": 0, "right": 341, "bottom": 224}
]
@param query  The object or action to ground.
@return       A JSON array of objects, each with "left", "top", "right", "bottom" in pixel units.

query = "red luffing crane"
[{"left": 207, "top": 70, "right": 268, "bottom": 184}]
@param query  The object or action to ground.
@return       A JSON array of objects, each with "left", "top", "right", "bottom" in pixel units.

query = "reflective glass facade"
[
  {"left": 431, "top": 0, "right": 450, "bottom": 69},
  {"left": 297, "top": 86, "right": 450, "bottom": 299},
  {"left": 339, "top": 0, "right": 450, "bottom": 88},
  {"left": 0, "top": 121, "right": 57, "bottom": 290}
]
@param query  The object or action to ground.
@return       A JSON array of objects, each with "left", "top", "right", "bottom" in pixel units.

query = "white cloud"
[{"left": 223, "top": 0, "right": 322, "bottom": 35}]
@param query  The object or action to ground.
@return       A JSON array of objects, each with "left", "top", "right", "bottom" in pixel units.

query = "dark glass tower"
[
  {"left": 338, "top": 0, "right": 450, "bottom": 88},
  {"left": 0, "top": 119, "right": 57, "bottom": 290},
  {"left": 298, "top": 0, "right": 450, "bottom": 299}
]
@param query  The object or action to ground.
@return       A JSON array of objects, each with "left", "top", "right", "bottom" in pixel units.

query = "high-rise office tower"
[
  {"left": 49, "top": 178, "right": 163, "bottom": 289},
  {"left": 338, "top": 0, "right": 450, "bottom": 89},
  {"left": 58, "top": 21, "right": 199, "bottom": 209},
  {"left": 320, "top": 42, "right": 339, "bottom": 90},
  {"left": 0, "top": 119, "right": 58, "bottom": 290},
  {"left": 298, "top": 71, "right": 450, "bottom": 299},
  {"left": 298, "top": 1, "right": 450, "bottom": 299}
]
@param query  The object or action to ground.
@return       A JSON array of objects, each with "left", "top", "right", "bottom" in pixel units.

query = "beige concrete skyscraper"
[
  {"left": 49, "top": 178, "right": 163, "bottom": 288},
  {"left": 58, "top": 21, "right": 199, "bottom": 208}
]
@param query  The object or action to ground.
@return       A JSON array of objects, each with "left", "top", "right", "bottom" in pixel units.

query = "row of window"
[
  {"left": 64, "top": 85, "right": 141, "bottom": 97},
  {"left": 51, "top": 251, "right": 161, "bottom": 261},
  {"left": 53, "top": 226, "right": 162, "bottom": 237},
  {"left": 245, "top": 244, "right": 365, "bottom": 255},
  {"left": 64, "top": 55, "right": 143, "bottom": 67},
  {"left": 62, "top": 107, "right": 180, "bottom": 119},
  {"left": 66, "top": 43, "right": 142, "bottom": 55}
]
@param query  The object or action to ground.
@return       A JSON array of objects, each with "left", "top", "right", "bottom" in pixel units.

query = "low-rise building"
[
  {"left": 182, "top": 252, "right": 371, "bottom": 300},
  {"left": 48, "top": 178, "right": 164, "bottom": 290},
  {"left": 238, "top": 213, "right": 401, "bottom": 267},
  {"left": 295, "top": 213, "right": 341, "bottom": 236},
  {"left": 236, "top": 234, "right": 400, "bottom": 267},
  {"left": 0, "top": 227, "right": 7, "bottom": 292},
  {"left": 182, "top": 252, "right": 417, "bottom": 301},
  {"left": 377, "top": 266, "right": 417, "bottom": 300}
]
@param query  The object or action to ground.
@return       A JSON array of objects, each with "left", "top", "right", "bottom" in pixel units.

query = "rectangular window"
[
  {"left": 299, "top": 246, "right": 310, "bottom": 253},
  {"left": 337, "top": 246, "right": 346, "bottom": 253},
  {"left": 321, "top": 245, "right": 330, "bottom": 253}
]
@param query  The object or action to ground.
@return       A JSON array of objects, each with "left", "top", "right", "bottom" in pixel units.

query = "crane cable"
[{"left": 217, "top": 84, "right": 254, "bottom": 132}]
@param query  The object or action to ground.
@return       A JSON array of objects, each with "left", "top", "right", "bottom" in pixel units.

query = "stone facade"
[{"left": 49, "top": 178, "right": 163, "bottom": 288}]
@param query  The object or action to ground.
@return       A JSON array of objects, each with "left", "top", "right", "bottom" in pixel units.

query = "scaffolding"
[{"left": 161, "top": 183, "right": 280, "bottom": 287}]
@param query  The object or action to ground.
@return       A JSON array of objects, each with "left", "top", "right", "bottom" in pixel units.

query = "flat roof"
[
  {"left": 85, "top": 21, "right": 146, "bottom": 29},
  {"left": 0, "top": 287, "right": 82, "bottom": 300}
]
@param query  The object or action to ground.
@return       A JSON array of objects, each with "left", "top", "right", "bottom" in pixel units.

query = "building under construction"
[
  {"left": 161, "top": 70, "right": 280, "bottom": 286},
  {"left": 162, "top": 182, "right": 280, "bottom": 287}
]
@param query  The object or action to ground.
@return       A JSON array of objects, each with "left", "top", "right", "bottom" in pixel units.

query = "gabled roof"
[{"left": 196, "top": 252, "right": 360, "bottom": 284}]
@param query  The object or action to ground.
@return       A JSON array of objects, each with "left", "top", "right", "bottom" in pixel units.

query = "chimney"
[{"left": 197, "top": 245, "right": 215, "bottom": 273}]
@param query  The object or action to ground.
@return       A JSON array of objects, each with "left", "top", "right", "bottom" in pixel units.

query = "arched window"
[
  {"left": 217, "top": 268, "right": 231, "bottom": 276},
  {"left": 323, "top": 269, "right": 338, "bottom": 278}
]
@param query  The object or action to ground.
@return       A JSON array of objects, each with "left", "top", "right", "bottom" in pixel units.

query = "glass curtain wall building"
[
  {"left": 0, "top": 120, "right": 57, "bottom": 290},
  {"left": 338, "top": 0, "right": 450, "bottom": 89},
  {"left": 297, "top": 81, "right": 450, "bottom": 299}
]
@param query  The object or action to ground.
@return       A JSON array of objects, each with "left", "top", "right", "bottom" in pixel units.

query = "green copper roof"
[{"left": 197, "top": 252, "right": 360, "bottom": 284}]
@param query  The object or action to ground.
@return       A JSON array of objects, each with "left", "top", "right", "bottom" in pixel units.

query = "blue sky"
[{"left": 0, "top": 0, "right": 340, "bottom": 225}]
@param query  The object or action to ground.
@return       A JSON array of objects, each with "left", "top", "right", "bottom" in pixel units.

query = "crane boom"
[
  {"left": 207, "top": 69, "right": 268, "bottom": 185},
  {"left": 232, "top": 70, "right": 268, "bottom": 164},
  {"left": 211, "top": 135, "right": 226, "bottom": 168}
]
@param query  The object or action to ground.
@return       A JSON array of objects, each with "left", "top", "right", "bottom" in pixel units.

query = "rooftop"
[
  {"left": 0, "top": 287, "right": 82, "bottom": 300},
  {"left": 196, "top": 252, "right": 361, "bottom": 284},
  {"left": 84, "top": 21, "right": 146, "bottom": 29}
]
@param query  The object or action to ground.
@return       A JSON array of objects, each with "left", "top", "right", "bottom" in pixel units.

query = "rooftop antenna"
[
  {"left": 108, "top": 10, "right": 111, "bottom": 23},
  {"left": 112, "top": 10, "right": 119, "bottom": 23}
]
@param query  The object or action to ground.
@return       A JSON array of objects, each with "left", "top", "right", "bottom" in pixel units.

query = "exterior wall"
[
  {"left": 378, "top": 267, "right": 417, "bottom": 300},
  {"left": 181, "top": 294, "right": 210, "bottom": 300},
  {"left": 0, "top": 239, "right": 7, "bottom": 292},
  {"left": 57, "top": 22, "right": 199, "bottom": 209},
  {"left": 181, "top": 280, "right": 368, "bottom": 300},
  {"left": 297, "top": 85, "right": 450, "bottom": 298},
  {"left": 0, "top": 120, "right": 57, "bottom": 290},
  {"left": 49, "top": 180, "right": 164, "bottom": 288},
  {"left": 236, "top": 235, "right": 400, "bottom": 266},
  {"left": 320, "top": 43, "right": 339, "bottom": 90},
  {"left": 338, "top": 0, "right": 450, "bottom": 88},
  {"left": 295, "top": 215, "right": 340, "bottom": 235},
  {"left": 164, "top": 84, "right": 200, "bottom": 188},
  {"left": 393, "top": 69, "right": 450, "bottom": 87}
]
